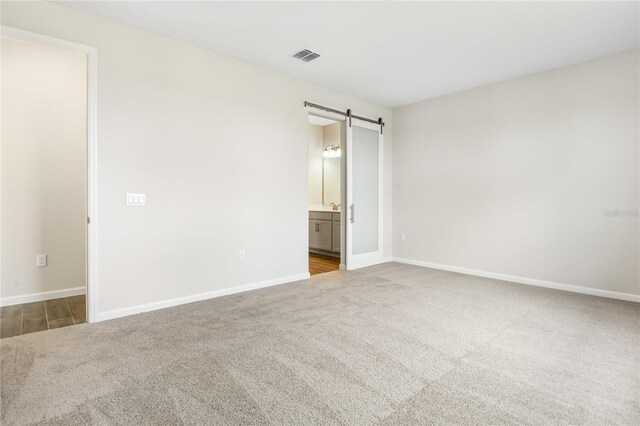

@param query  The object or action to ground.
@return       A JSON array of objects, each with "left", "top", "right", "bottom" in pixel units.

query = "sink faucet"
[{"left": 330, "top": 202, "right": 340, "bottom": 211}]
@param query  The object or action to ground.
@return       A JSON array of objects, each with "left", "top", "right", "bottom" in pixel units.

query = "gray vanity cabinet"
[
  {"left": 309, "top": 211, "right": 333, "bottom": 251},
  {"left": 309, "top": 211, "right": 341, "bottom": 253}
]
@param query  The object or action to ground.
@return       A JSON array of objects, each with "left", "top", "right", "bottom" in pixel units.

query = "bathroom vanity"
[{"left": 309, "top": 208, "right": 341, "bottom": 255}]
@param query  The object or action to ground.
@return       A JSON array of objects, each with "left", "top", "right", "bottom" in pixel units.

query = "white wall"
[
  {"left": 323, "top": 122, "right": 341, "bottom": 148},
  {"left": 0, "top": 1, "right": 393, "bottom": 319},
  {"left": 393, "top": 51, "right": 639, "bottom": 298},
  {"left": 1, "top": 37, "right": 87, "bottom": 303},
  {"left": 307, "top": 124, "right": 323, "bottom": 205}
]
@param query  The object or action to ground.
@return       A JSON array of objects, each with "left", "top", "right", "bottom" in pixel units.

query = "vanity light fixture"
[{"left": 323, "top": 144, "right": 341, "bottom": 158}]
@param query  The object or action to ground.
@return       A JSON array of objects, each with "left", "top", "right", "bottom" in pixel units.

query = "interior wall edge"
[{"left": 393, "top": 257, "right": 640, "bottom": 302}]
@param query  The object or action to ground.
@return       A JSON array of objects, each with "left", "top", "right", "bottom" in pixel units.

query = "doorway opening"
[
  {"left": 0, "top": 27, "right": 97, "bottom": 336},
  {"left": 306, "top": 104, "right": 385, "bottom": 274},
  {"left": 307, "top": 114, "right": 345, "bottom": 275}
]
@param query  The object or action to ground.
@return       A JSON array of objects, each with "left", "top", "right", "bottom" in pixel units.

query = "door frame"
[
  {"left": 1, "top": 25, "right": 99, "bottom": 323},
  {"left": 306, "top": 110, "right": 347, "bottom": 270},
  {"left": 305, "top": 107, "right": 385, "bottom": 271},
  {"left": 345, "top": 118, "right": 384, "bottom": 270}
]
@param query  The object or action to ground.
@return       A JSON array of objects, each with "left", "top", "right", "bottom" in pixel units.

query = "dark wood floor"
[
  {"left": 309, "top": 252, "right": 340, "bottom": 275},
  {"left": 0, "top": 294, "right": 86, "bottom": 339}
]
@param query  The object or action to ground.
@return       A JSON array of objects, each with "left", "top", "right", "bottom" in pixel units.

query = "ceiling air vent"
[{"left": 292, "top": 49, "right": 321, "bottom": 62}]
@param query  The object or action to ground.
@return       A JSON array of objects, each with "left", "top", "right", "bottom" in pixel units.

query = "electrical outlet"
[
  {"left": 238, "top": 250, "right": 245, "bottom": 261},
  {"left": 400, "top": 233, "right": 406, "bottom": 242},
  {"left": 36, "top": 254, "right": 47, "bottom": 267}
]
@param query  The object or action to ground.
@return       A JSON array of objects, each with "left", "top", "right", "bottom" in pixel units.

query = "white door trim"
[
  {"left": 345, "top": 118, "right": 384, "bottom": 270},
  {"left": 1, "top": 25, "right": 99, "bottom": 323}
]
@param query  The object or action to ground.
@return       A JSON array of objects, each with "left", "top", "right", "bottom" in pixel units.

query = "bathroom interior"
[{"left": 308, "top": 114, "right": 343, "bottom": 275}]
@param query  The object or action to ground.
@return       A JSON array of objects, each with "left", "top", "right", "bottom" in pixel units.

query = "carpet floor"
[{"left": 1, "top": 263, "right": 639, "bottom": 425}]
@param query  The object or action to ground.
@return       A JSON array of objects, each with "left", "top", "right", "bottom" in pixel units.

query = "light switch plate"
[{"left": 126, "top": 193, "right": 146, "bottom": 206}]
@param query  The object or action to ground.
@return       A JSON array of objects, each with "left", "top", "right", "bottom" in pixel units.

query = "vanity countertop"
[{"left": 309, "top": 205, "right": 340, "bottom": 213}]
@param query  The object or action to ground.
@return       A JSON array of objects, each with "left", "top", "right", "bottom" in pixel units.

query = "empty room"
[{"left": 0, "top": 1, "right": 638, "bottom": 425}]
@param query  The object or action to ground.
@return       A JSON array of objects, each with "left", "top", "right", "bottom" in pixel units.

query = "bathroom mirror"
[
  {"left": 323, "top": 157, "right": 340, "bottom": 206},
  {"left": 308, "top": 119, "right": 342, "bottom": 208}
]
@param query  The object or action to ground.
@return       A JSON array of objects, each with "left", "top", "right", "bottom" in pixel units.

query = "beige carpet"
[{"left": 1, "top": 263, "right": 639, "bottom": 425}]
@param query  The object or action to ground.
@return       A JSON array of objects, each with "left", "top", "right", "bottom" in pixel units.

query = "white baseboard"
[
  {"left": 0, "top": 286, "right": 86, "bottom": 307},
  {"left": 96, "top": 272, "right": 311, "bottom": 322},
  {"left": 348, "top": 256, "right": 394, "bottom": 270},
  {"left": 392, "top": 257, "right": 640, "bottom": 303}
]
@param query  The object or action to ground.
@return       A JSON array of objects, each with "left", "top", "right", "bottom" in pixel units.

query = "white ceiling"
[{"left": 56, "top": 1, "right": 639, "bottom": 108}]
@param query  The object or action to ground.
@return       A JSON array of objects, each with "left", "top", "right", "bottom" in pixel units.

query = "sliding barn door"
[{"left": 345, "top": 119, "right": 383, "bottom": 270}]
